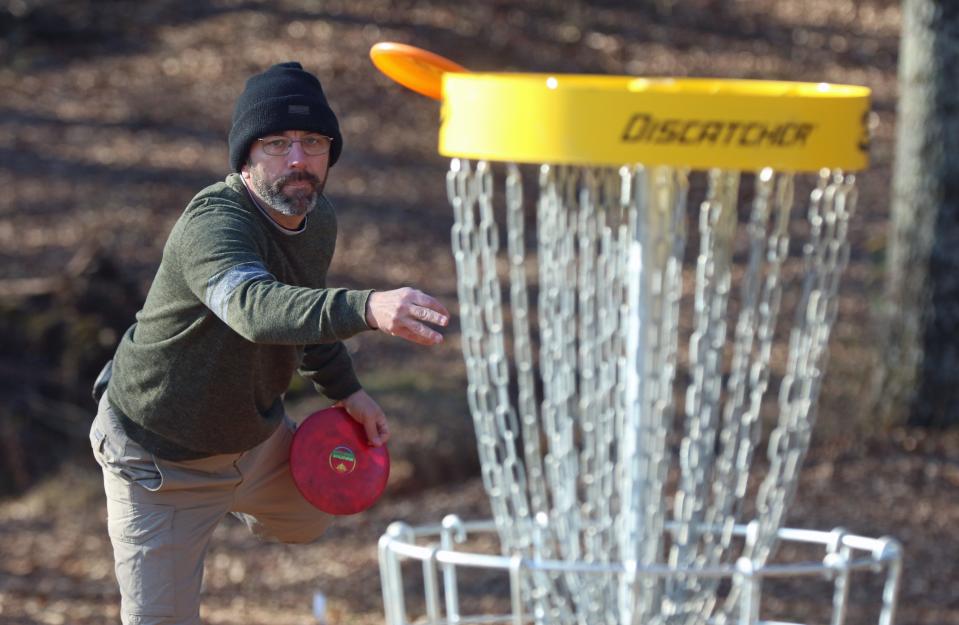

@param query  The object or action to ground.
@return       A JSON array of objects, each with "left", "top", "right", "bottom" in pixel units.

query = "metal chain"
[
  {"left": 704, "top": 170, "right": 793, "bottom": 558},
  {"left": 752, "top": 169, "right": 857, "bottom": 558},
  {"left": 718, "top": 169, "right": 857, "bottom": 623},
  {"left": 506, "top": 163, "right": 550, "bottom": 528},
  {"left": 537, "top": 165, "right": 582, "bottom": 625},
  {"left": 662, "top": 169, "right": 738, "bottom": 623},
  {"left": 448, "top": 159, "right": 532, "bottom": 557}
]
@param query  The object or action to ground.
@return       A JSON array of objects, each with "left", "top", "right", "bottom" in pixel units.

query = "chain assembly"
[{"left": 446, "top": 159, "right": 856, "bottom": 625}]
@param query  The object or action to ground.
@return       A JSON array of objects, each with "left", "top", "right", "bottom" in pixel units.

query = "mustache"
[{"left": 274, "top": 172, "right": 320, "bottom": 189}]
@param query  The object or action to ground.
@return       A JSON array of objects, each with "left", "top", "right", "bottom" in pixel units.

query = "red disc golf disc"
[{"left": 290, "top": 406, "right": 390, "bottom": 515}]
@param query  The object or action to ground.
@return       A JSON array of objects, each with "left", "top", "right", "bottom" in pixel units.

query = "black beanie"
[{"left": 228, "top": 62, "right": 343, "bottom": 172}]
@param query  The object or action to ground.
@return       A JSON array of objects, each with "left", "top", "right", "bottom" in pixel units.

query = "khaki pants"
[{"left": 90, "top": 394, "right": 332, "bottom": 625}]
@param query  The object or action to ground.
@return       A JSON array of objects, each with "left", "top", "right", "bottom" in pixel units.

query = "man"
[{"left": 89, "top": 61, "right": 449, "bottom": 625}]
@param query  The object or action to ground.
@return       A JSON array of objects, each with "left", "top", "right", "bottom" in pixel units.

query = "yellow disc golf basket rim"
[{"left": 439, "top": 73, "right": 871, "bottom": 172}]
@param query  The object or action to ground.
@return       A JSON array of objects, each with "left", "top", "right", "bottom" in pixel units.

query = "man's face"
[{"left": 242, "top": 130, "right": 331, "bottom": 218}]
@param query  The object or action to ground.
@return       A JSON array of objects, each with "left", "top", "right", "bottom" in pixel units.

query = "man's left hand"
[{"left": 337, "top": 389, "right": 390, "bottom": 446}]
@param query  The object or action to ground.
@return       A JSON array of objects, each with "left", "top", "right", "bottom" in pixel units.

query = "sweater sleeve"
[
  {"left": 175, "top": 203, "right": 373, "bottom": 345},
  {"left": 298, "top": 342, "right": 362, "bottom": 400}
]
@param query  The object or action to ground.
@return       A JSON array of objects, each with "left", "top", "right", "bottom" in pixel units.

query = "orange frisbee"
[
  {"left": 290, "top": 406, "right": 390, "bottom": 515},
  {"left": 370, "top": 42, "right": 467, "bottom": 100}
]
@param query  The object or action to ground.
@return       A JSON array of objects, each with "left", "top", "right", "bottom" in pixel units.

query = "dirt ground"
[{"left": 1, "top": 1, "right": 956, "bottom": 624}]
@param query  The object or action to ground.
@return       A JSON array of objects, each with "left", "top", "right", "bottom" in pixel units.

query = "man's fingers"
[
  {"left": 411, "top": 292, "right": 451, "bottom": 319},
  {"left": 411, "top": 305, "right": 449, "bottom": 327},
  {"left": 376, "top": 418, "right": 391, "bottom": 445},
  {"left": 340, "top": 389, "right": 391, "bottom": 447},
  {"left": 365, "top": 421, "right": 383, "bottom": 446},
  {"left": 362, "top": 412, "right": 387, "bottom": 446},
  {"left": 410, "top": 320, "right": 443, "bottom": 344},
  {"left": 398, "top": 322, "right": 443, "bottom": 346}
]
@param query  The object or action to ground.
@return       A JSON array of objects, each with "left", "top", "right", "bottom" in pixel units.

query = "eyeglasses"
[{"left": 257, "top": 134, "right": 333, "bottom": 156}]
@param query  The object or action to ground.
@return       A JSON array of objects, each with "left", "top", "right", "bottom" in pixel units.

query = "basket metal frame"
[{"left": 378, "top": 516, "right": 902, "bottom": 625}]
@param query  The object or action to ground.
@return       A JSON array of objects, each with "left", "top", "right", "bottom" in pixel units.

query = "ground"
[{"left": 0, "top": 1, "right": 956, "bottom": 624}]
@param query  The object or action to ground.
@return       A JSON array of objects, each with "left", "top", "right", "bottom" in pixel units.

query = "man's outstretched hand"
[{"left": 365, "top": 288, "right": 450, "bottom": 346}]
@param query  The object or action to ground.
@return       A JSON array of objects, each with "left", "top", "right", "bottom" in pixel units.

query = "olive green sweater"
[{"left": 108, "top": 173, "right": 373, "bottom": 459}]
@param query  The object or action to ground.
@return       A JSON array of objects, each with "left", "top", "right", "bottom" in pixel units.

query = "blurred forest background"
[{"left": 0, "top": 0, "right": 956, "bottom": 624}]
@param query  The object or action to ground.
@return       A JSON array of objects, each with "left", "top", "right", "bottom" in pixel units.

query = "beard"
[{"left": 248, "top": 169, "right": 326, "bottom": 218}]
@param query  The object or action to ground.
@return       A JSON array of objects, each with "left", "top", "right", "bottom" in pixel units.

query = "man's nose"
[{"left": 286, "top": 141, "right": 307, "bottom": 167}]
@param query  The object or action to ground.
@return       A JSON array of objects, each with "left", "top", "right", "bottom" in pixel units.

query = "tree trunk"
[{"left": 875, "top": 0, "right": 959, "bottom": 427}]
